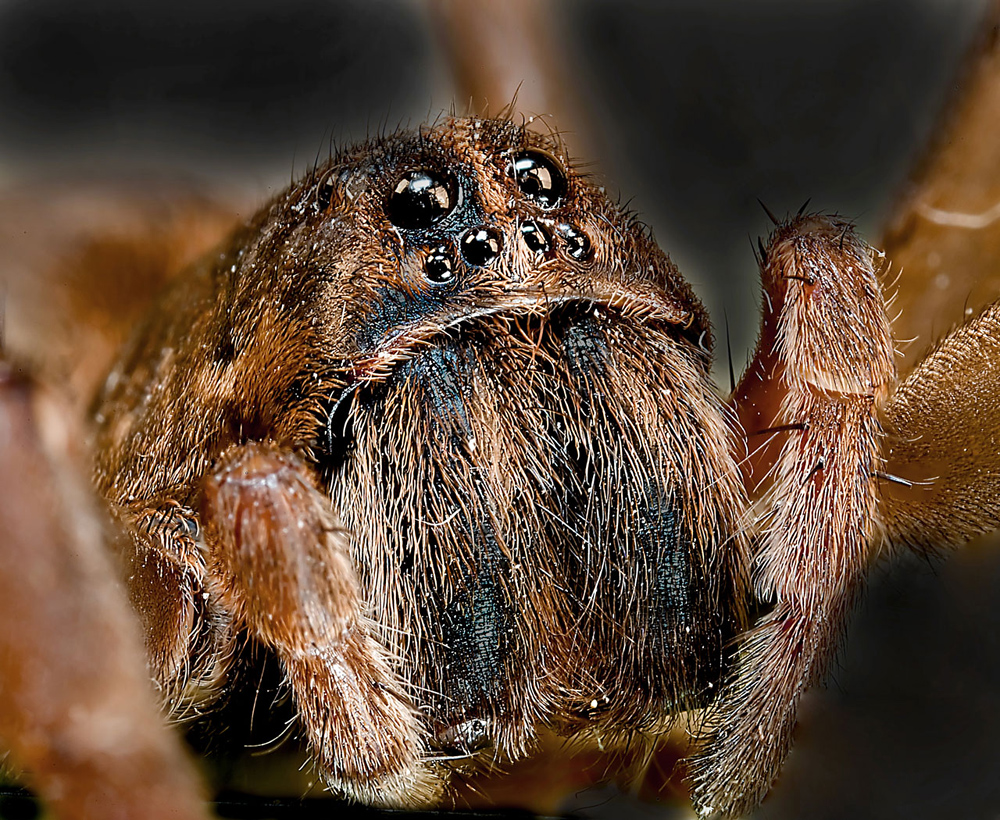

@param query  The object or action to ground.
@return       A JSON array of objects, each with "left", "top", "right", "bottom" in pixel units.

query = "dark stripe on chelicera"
[
  {"left": 406, "top": 345, "right": 513, "bottom": 726},
  {"left": 634, "top": 486, "right": 694, "bottom": 634},
  {"left": 562, "top": 313, "right": 609, "bottom": 380},
  {"left": 438, "top": 517, "right": 511, "bottom": 711},
  {"left": 558, "top": 312, "right": 725, "bottom": 706}
]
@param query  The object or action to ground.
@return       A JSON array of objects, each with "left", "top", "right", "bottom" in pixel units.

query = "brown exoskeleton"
[{"left": 4, "top": 7, "right": 1000, "bottom": 820}]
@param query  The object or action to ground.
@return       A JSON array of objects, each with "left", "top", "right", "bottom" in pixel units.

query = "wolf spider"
[{"left": 2, "top": 4, "right": 1000, "bottom": 820}]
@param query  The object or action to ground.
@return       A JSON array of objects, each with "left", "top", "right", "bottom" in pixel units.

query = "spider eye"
[
  {"left": 386, "top": 170, "right": 457, "bottom": 230},
  {"left": 557, "top": 223, "right": 592, "bottom": 260},
  {"left": 520, "top": 220, "right": 551, "bottom": 253},
  {"left": 460, "top": 226, "right": 503, "bottom": 266},
  {"left": 511, "top": 150, "right": 566, "bottom": 207},
  {"left": 425, "top": 245, "right": 456, "bottom": 284}
]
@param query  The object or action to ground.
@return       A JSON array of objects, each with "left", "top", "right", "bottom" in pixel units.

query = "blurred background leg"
[{"left": 0, "top": 365, "right": 209, "bottom": 820}]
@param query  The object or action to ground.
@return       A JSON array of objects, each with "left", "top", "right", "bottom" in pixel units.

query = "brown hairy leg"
[
  {"left": 108, "top": 499, "right": 238, "bottom": 715},
  {"left": 426, "top": 0, "right": 592, "bottom": 155},
  {"left": 880, "top": 300, "right": 1000, "bottom": 549},
  {"left": 0, "top": 183, "right": 240, "bottom": 404},
  {"left": 691, "top": 215, "right": 895, "bottom": 817},
  {"left": 0, "top": 186, "right": 242, "bottom": 818},
  {"left": 875, "top": 1, "right": 1000, "bottom": 553},
  {"left": 0, "top": 364, "right": 209, "bottom": 820},
  {"left": 201, "top": 443, "right": 438, "bottom": 807}
]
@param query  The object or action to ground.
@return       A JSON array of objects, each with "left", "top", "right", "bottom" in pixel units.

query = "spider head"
[{"left": 280, "top": 119, "right": 752, "bottom": 758}]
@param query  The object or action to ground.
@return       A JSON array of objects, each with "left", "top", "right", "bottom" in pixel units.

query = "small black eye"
[
  {"left": 425, "top": 245, "right": 455, "bottom": 285},
  {"left": 520, "top": 220, "right": 551, "bottom": 254},
  {"left": 386, "top": 170, "right": 457, "bottom": 230},
  {"left": 460, "top": 226, "right": 503, "bottom": 266},
  {"left": 512, "top": 150, "right": 566, "bottom": 208},
  {"left": 558, "top": 223, "right": 591, "bottom": 260}
]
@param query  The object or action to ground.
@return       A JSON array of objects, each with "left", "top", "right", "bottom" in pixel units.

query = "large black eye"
[
  {"left": 386, "top": 170, "right": 457, "bottom": 230},
  {"left": 512, "top": 150, "right": 566, "bottom": 208}
]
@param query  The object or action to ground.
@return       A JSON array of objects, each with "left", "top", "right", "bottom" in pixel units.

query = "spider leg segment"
[
  {"left": 881, "top": 1, "right": 1000, "bottom": 365},
  {"left": 690, "top": 215, "right": 895, "bottom": 817},
  {"left": 0, "top": 362, "right": 209, "bottom": 820},
  {"left": 113, "top": 503, "right": 235, "bottom": 711},
  {"left": 200, "top": 443, "right": 439, "bottom": 807},
  {"left": 881, "top": 301, "right": 1000, "bottom": 551},
  {"left": 873, "top": 2, "right": 1000, "bottom": 555}
]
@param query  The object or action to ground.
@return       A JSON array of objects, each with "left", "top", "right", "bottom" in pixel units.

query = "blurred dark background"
[
  {"left": 0, "top": 0, "right": 991, "bottom": 359},
  {"left": 1, "top": 1, "right": 998, "bottom": 818}
]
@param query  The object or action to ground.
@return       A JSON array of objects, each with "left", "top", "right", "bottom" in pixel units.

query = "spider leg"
[
  {"left": 881, "top": 300, "right": 1000, "bottom": 551},
  {"left": 200, "top": 442, "right": 439, "bottom": 807},
  {"left": 426, "top": 0, "right": 593, "bottom": 154},
  {"left": 873, "top": 2, "right": 1000, "bottom": 552},
  {"left": 0, "top": 363, "right": 209, "bottom": 820},
  {"left": 689, "top": 215, "right": 895, "bottom": 817},
  {"left": 112, "top": 502, "right": 236, "bottom": 714},
  {"left": 881, "top": 2, "right": 1000, "bottom": 369}
]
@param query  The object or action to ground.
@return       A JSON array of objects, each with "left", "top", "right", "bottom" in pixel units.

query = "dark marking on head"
[
  {"left": 396, "top": 345, "right": 475, "bottom": 446},
  {"left": 354, "top": 287, "right": 444, "bottom": 355}
]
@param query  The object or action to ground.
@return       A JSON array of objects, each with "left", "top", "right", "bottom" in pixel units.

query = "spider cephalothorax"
[{"left": 90, "top": 116, "right": 750, "bottom": 804}]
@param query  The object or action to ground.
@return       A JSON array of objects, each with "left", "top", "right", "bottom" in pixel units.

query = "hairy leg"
[
  {"left": 881, "top": 301, "right": 1000, "bottom": 550},
  {"left": 201, "top": 443, "right": 440, "bottom": 807},
  {"left": 690, "top": 215, "right": 894, "bottom": 817}
]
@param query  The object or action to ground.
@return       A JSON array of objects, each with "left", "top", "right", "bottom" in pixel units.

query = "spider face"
[{"left": 90, "top": 118, "right": 749, "bottom": 790}]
